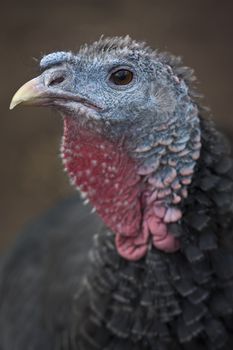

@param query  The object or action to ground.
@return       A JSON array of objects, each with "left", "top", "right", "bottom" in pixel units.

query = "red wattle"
[{"left": 62, "top": 117, "right": 180, "bottom": 260}]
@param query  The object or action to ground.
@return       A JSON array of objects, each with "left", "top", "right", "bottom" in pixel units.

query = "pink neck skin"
[{"left": 62, "top": 117, "right": 180, "bottom": 261}]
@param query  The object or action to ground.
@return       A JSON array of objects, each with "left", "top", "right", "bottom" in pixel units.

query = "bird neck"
[
  {"left": 72, "top": 118, "right": 233, "bottom": 349},
  {"left": 61, "top": 113, "right": 201, "bottom": 261},
  {"left": 62, "top": 116, "right": 142, "bottom": 259}
]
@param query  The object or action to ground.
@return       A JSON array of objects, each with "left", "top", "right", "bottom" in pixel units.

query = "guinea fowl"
[{"left": 2, "top": 36, "right": 233, "bottom": 349}]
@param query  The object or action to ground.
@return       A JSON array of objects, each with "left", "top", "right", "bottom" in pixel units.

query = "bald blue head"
[{"left": 38, "top": 36, "right": 198, "bottom": 135}]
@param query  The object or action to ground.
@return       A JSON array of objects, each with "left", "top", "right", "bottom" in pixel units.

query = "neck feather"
[{"left": 73, "top": 118, "right": 233, "bottom": 349}]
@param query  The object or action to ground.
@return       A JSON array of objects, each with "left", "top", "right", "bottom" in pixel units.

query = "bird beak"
[
  {"left": 10, "top": 76, "right": 48, "bottom": 110},
  {"left": 10, "top": 74, "right": 101, "bottom": 112}
]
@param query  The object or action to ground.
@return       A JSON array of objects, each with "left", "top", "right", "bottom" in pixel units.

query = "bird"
[{"left": 2, "top": 35, "right": 233, "bottom": 349}]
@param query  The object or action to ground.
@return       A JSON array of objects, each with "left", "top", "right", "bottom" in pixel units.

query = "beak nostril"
[{"left": 48, "top": 76, "right": 65, "bottom": 87}]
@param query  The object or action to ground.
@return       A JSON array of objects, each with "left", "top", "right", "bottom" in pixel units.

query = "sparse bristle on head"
[{"left": 78, "top": 35, "right": 152, "bottom": 57}]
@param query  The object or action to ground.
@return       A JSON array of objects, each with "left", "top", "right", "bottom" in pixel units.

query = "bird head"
[{"left": 10, "top": 36, "right": 201, "bottom": 261}]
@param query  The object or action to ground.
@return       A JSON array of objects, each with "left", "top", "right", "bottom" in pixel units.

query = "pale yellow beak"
[
  {"left": 10, "top": 77, "right": 46, "bottom": 110},
  {"left": 10, "top": 74, "right": 98, "bottom": 112}
]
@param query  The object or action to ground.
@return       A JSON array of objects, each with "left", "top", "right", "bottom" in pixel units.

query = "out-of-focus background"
[{"left": 0, "top": 0, "right": 233, "bottom": 251}]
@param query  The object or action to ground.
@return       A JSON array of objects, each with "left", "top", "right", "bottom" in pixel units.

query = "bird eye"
[{"left": 109, "top": 69, "right": 134, "bottom": 86}]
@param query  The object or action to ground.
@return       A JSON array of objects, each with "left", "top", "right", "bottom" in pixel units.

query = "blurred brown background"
[{"left": 0, "top": 0, "right": 233, "bottom": 251}]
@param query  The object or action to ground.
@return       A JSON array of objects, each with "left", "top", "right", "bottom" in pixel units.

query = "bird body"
[{"left": 2, "top": 36, "right": 233, "bottom": 349}]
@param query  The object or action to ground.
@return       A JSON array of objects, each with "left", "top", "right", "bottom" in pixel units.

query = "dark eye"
[{"left": 110, "top": 69, "right": 134, "bottom": 85}]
